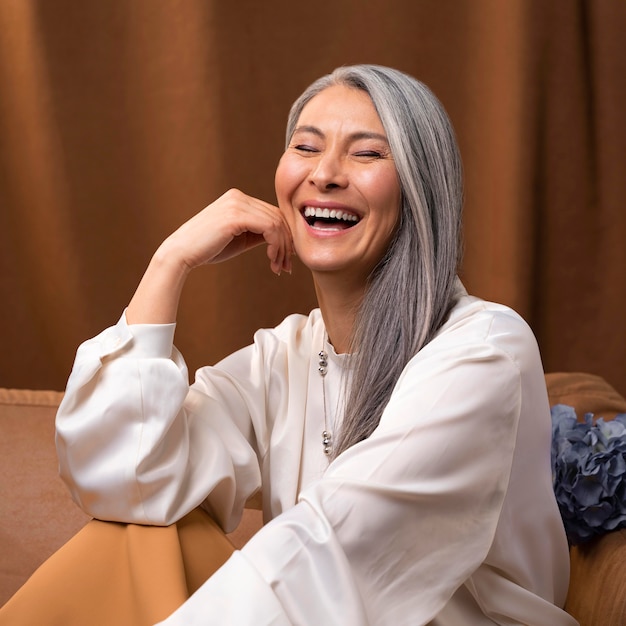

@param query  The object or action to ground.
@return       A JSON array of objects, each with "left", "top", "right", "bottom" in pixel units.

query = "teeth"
[{"left": 303, "top": 207, "right": 359, "bottom": 222}]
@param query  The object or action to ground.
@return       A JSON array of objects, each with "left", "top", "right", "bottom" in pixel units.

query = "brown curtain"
[{"left": 1, "top": 0, "right": 624, "bottom": 396}]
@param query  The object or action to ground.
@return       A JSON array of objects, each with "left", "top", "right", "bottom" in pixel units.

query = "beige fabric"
[{"left": 0, "top": 508, "right": 234, "bottom": 626}]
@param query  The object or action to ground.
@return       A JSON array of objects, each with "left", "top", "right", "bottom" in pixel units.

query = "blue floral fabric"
[{"left": 551, "top": 404, "right": 626, "bottom": 545}]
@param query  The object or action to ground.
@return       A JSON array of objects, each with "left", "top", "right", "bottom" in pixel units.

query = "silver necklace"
[{"left": 318, "top": 347, "right": 332, "bottom": 456}]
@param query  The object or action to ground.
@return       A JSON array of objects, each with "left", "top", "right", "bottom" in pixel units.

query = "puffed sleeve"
[
  {"left": 157, "top": 309, "right": 546, "bottom": 625},
  {"left": 56, "top": 311, "right": 263, "bottom": 528}
]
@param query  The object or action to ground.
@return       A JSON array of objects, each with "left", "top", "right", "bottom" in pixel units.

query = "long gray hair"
[{"left": 285, "top": 65, "right": 464, "bottom": 456}]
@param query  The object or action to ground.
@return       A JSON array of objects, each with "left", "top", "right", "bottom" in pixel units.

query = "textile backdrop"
[{"left": 1, "top": 1, "right": 624, "bottom": 395}]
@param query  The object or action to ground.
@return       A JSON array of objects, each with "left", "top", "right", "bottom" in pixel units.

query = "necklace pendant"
[
  {"left": 318, "top": 350, "right": 328, "bottom": 376},
  {"left": 322, "top": 430, "right": 332, "bottom": 456},
  {"left": 319, "top": 343, "right": 332, "bottom": 456}
]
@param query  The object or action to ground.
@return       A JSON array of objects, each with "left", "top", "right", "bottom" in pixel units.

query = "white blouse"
[{"left": 56, "top": 285, "right": 578, "bottom": 625}]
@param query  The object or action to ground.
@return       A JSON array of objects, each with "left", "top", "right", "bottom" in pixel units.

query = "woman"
[{"left": 2, "top": 65, "right": 576, "bottom": 625}]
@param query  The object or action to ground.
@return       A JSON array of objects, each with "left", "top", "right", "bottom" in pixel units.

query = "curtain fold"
[
  {"left": 1, "top": 0, "right": 624, "bottom": 394},
  {"left": 530, "top": 0, "right": 626, "bottom": 392}
]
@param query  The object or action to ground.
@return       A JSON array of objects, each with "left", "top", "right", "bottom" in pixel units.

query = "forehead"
[{"left": 296, "top": 84, "right": 386, "bottom": 135}]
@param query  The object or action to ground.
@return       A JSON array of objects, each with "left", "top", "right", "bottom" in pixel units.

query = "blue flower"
[{"left": 551, "top": 404, "right": 626, "bottom": 545}]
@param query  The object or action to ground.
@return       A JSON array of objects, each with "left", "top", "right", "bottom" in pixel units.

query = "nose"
[{"left": 308, "top": 151, "right": 348, "bottom": 190}]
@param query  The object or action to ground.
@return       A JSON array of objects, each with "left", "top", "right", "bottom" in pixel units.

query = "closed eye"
[
  {"left": 354, "top": 151, "right": 383, "bottom": 158},
  {"left": 293, "top": 144, "right": 319, "bottom": 153}
]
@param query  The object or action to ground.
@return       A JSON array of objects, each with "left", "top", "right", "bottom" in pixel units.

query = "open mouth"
[{"left": 303, "top": 207, "right": 360, "bottom": 231}]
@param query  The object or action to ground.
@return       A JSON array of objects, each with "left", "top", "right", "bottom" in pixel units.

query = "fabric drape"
[
  {"left": 0, "top": 508, "right": 235, "bottom": 626},
  {"left": 0, "top": 0, "right": 624, "bottom": 393}
]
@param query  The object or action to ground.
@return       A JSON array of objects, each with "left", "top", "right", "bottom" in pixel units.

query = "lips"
[{"left": 302, "top": 206, "right": 360, "bottom": 230}]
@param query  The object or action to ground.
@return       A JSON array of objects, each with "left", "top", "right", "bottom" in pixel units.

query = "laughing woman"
[{"left": 1, "top": 65, "right": 577, "bottom": 625}]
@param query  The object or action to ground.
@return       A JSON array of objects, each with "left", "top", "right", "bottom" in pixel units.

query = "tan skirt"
[{"left": 0, "top": 508, "right": 234, "bottom": 626}]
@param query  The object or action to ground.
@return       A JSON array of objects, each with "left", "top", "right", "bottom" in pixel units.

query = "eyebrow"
[{"left": 292, "top": 125, "right": 390, "bottom": 144}]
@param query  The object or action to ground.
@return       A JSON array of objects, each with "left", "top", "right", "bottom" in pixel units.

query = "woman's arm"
[
  {"left": 126, "top": 188, "right": 292, "bottom": 324},
  {"left": 56, "top": 189, "right": 292, "bottom": 525},
  {"left": 55, "top": 313, "right": 267, "bottom": 527}
]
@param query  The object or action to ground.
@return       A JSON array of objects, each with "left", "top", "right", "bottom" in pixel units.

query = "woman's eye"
[
  {"left": 354, "top": 151, "right": 383, "bottom": 159},
  {"left": 293, "top": 144, "right": 318, "bottom": 153}
]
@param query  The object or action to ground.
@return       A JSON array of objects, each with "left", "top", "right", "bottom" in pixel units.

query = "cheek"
[
  {"left": 274, "top": 155, "right": 303, "bottom": 207},
  {"left": 373, "top": 183, "right": 402, "bottom": 245},
  {"left": 364, "top": 172, "right": 402, "bottom": 223}
]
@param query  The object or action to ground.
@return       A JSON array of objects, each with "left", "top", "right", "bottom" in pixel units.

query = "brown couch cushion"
[
  {"left": 566, "top": 529, "right": 626, "bottom": 625},
  {"left": 0, "top": 389, "right": 90, "bottom": 606},
  {"left": 546, "top": 372, "right": 626, "bottom": 419}
]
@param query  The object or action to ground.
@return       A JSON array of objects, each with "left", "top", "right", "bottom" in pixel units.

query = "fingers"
[
  {"left": 227, "top": 189, "right": 294, "bottom": 275},
  {"left": 266, "top": 240, "right": 292, "bottom": 276},
  {"left": 172, "top": 189, "right": 293, "bottom": 275},
  {"left": 250, "top": 197, "right": 293, "bottom": 276}
]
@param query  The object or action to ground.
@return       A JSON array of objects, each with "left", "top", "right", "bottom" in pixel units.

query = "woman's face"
[{"left": 275, "top": 84, "right": 401, "bottom": 284}]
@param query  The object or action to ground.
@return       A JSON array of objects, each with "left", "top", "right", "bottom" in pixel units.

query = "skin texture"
[{"left": 127, "top": 85, "right": 401, "bottom": 353}]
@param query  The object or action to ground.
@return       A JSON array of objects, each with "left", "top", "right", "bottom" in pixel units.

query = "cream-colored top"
[{"left": 56, "top": 286, "right": 578, "bottom": 625}]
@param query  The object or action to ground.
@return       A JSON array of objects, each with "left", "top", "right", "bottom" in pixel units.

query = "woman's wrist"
[{"left": 126, "top": 247, "right": 190, "bottom": 325}]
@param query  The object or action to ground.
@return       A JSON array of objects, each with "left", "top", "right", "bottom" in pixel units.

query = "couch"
[{"left": 1, "top": 374, "right": 625, "bottom": 624}]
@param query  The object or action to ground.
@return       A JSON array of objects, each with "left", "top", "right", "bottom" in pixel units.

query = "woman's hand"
[
  {"left": 127, "top": 189, "right": 293, "bottom": 324},
  {"left": 161, "top": 188, "right": 293, "bottom": 275}
]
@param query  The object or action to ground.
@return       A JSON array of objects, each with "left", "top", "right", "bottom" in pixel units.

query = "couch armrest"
[
  {"left": 545, "top": 372, "right": 626, "bottom": 419},
  {"left": 565, "top": 529, "right": 626, "bottom": 624}
]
